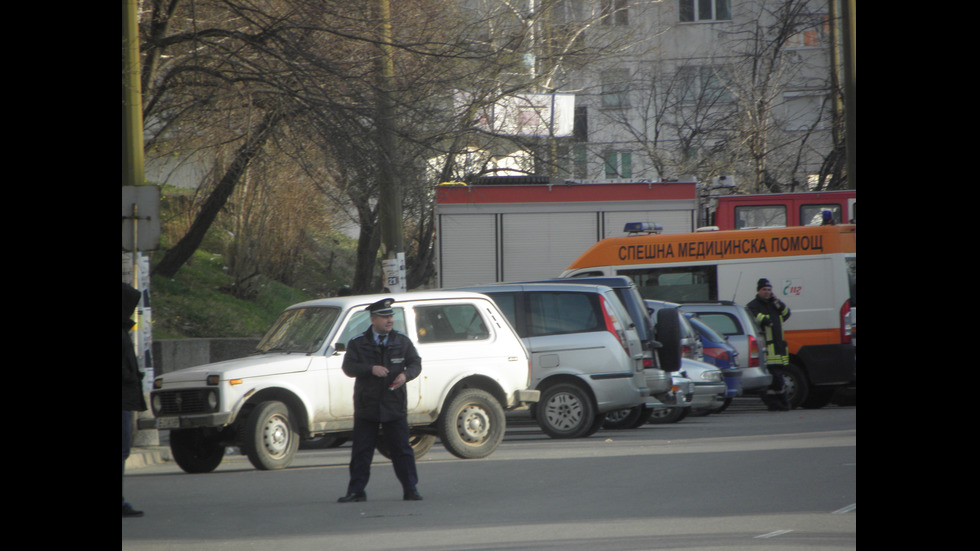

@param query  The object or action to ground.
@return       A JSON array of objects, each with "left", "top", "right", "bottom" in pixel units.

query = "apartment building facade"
[{"left": 457, "top": 0, "right": 840, "bottom": 193}]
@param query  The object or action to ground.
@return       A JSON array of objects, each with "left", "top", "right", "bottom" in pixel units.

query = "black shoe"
[
  {"left": 338, "top": 492, "right": 366, "bottom": 503},
  {"left": 122, "top": 503, "right": 144, "bottom": 517},
  {"left": 403, "top": 489, "right": 423, "bottom": 501}
]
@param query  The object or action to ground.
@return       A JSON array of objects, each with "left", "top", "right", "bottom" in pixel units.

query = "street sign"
[
  {"left": 122, "top": 186, "right": 161, "bottom": 251},
  {"left": 382, "top": 252, "right": 406, "bottom": 293}
]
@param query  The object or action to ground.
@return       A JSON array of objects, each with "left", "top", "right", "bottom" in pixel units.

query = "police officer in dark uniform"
[
  {"left": 122, "top": 283, "right": 147, "bottom": 517},
  {"left": 747, "top": 278, "right": 793, "bottom": 411},
  {"left": 338, "top": 298, "right": 423, "bottom": 502}
]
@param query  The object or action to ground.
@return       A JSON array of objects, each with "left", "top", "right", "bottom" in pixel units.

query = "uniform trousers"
[
  {"left": 346, "top": 415, "right": 418, "bottom": 495},
  {"left": 122, "top": 409, "right": 135, "bottom": 504},
  {"left": 762, "top": 352, "right": 791, "bottom": 411}
]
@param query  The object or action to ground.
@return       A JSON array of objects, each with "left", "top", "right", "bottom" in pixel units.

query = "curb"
[{"left": 126, "top": 446, "right": 172, "bottom": 470}]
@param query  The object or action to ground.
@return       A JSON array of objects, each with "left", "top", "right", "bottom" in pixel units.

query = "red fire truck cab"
[{"left": 711, "top": 191, "right": 855, "bottom": 230}]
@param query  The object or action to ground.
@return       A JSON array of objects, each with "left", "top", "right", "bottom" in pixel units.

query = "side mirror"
[{"left": 334, "top": 342, "right": 346, "bottom": 354}]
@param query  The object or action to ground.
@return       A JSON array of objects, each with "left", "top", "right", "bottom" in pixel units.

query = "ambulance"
[{"left": 560, "top": 223, "right": 855, "bottom": 408}]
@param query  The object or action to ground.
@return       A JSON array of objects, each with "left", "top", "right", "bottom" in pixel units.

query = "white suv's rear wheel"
[
  {"left": 438, "top": 388, "right": 505, "bottom": 459},
  {"left": 376, "top": 430, "right": 436, "bottom": 460}
]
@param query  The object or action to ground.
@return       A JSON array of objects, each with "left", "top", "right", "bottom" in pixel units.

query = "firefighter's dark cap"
[
  {"left": 366, "top": 298, "right": 395, "bottom": 316},
  {"left": 757, "top": 278, "right": 772, "bottom": 291}
]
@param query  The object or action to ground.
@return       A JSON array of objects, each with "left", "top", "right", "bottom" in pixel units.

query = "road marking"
[
  {"left": 755, "top": 530, "right": 793, "bottom": 539},
  {"left": 833, "top": 503, "right": 856, "bottom": 514}
]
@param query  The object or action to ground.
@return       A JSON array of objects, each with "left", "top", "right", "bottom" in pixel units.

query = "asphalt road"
[{"left": 122, "top": 399, "right": 856, "bottom": 550}]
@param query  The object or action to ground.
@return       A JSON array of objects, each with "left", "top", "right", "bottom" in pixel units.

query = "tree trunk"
[
  {"left": 407, "top": 208, "right": 436, "bottom": 289},
  {"left": 348, "top": 198, "right": 381, "bottom": 294},
  {"left": 153, "top": 109, "right": 284, "bottom": 278}
]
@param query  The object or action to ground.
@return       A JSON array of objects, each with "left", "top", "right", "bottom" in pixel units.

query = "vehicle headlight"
[
  {"left": 701, "top": 371, "right": 722, "bottom": 382},
  {"left": 207, "top": 389, "right": 219, "bottom": 411},
  {"left": 151, "top": 393, "right": 162, "bottom": 415}
]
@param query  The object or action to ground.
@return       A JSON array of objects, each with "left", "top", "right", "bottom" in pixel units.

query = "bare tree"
[
  {"left": 142, "top": 0, "right": 308, "bottom": 278},
  {"left": 140, "top": 0, "right": 657, "bottom": 290},
  {"left": 721, "top": 0, "right": 836, "bottom": 192}
]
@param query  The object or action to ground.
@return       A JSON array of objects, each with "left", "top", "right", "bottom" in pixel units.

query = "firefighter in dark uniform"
[
  {"left": 747, "top": 279, "right": 793, "bottom": 411},
  {"left": 338, "top": 298, "right": 423, "bottom": 502}
]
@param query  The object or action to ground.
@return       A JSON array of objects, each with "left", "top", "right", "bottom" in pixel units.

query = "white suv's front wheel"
[
  {"left": 169, "top": 428, "right": 225, "bottom": 473},
  {"left": 243, "top": 401, "right": 300, "bottom": 470}
]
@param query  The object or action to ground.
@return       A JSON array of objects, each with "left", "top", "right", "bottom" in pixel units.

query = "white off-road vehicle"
[{"left": 142, "top": 291, "right": 539, "bottom": 473}]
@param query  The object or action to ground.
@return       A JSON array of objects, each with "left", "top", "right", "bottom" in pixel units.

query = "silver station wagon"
[{"left": 454, "top": 282, "right": 649, "bottom": 439}]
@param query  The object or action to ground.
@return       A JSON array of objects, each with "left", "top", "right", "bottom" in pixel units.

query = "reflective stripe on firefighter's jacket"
[{"left": 747, "top": 297, "right": 791, "bottom": 367}]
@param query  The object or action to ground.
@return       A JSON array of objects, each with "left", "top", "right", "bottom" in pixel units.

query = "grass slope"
[{"left": 149, "top": 249, "right": 313, "bottom": 339}]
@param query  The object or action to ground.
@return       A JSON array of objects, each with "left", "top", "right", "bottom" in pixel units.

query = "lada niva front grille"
[{"left": 155, "top": 389, "right": 212, "bottom": 415}]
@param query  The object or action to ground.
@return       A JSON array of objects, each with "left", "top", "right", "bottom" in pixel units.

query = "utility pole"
[
  {"left": 841, "top": 0, "right": 856, "bottom": 190},
  {"left": 123, "top": 0, "right": 159, "bottom": 446},
  {"left": 374, "top": 0, "right": 405, "bottom": 288},
  {"left": 123, "top": 0, "right": 144, "bottom": 189}
]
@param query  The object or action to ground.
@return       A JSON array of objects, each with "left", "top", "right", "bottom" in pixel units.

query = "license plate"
[{"left": 156, "top": 417, "right": 180, "bottom": 429}]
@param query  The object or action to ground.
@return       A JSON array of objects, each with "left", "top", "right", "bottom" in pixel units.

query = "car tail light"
[
  {"left": 703, "top": 346, "right": 729, "bottom": 362},
  {"left": 600, "top": 296, "right": 629, "bottom": 352},
  {"left": 747, "top": 334, "right": 760, "bottom": 367},
  {"left": 840, "top": 299, "right": 852, "bottom": 344}
]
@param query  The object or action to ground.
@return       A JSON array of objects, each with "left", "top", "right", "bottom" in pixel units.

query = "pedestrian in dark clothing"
[
  {"left": 747, "top": 278, "right": 793, "bottom": 411},
  {"left": 338, "top": 298, "right": 424, "bottom": 503},
  {"left": 122, "top": 283, "right": 147, "bottom": 517}
]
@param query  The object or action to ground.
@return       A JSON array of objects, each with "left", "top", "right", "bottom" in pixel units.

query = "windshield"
[
  {"left": 689, "top": 316, "right": 727, "bottom": 344},
  {"left": 256, "top": 307, "right": 341, "bottom": 354}
]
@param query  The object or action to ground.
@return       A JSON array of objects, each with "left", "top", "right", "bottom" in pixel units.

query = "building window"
[
  {"left": 557, "top": 0, "right": 587, "bottom": 23},
  {"left": 781, "top": 93, "right": 824, "bottom": 131},
  {"left": 679, "top": 0, "right": 731, "bottom": 22},
  {"left": 573, "top": 105, "right": 588, "bottom": 142},
  {"left": 601, "top": 69, "right": 630, "bottom": 108},
  {"left": 603, "top": 150, "right": 632, "bottom": 178},
  {"left": 556, "top": 143, "right": 589, "bottom": 180},
  {"left": 785, "top": 15, "right": 830, "bottom": 48},
  {"left": 573, "top": 144, "right": 588, "bottom": 179},
  {"left": 600, "top": 0, "right": 629, "bottom": 26},
  {"left": 677, "top": 65, "right": 732, "bottom": 104}
]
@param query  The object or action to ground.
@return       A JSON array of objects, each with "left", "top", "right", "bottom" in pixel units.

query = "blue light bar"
[{"left": 624, "top": 222, "right": 663, "bottom": 234}]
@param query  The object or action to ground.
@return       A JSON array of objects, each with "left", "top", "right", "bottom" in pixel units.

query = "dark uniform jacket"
[
  {"left": 123, "top": 283, "right": 147, "bottom": 412},
  {"left": 746, "top": 296, "right": 791, "bottom": 357},
  {"left": 342, "top": 328, "right": 422, "bottom": 422}
]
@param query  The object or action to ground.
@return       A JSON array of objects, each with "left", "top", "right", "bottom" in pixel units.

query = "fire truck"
[
  {"left": 434, "top": 178, "right": 700, "bottom": 288},
  {"left": 710, "top": 190, "right": 855, "bottom": 230}
]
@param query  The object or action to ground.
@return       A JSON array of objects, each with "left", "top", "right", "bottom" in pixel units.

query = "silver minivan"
[
  {"left": 677, "top": 301, "right": 772, "bottom": 395},
  {"left": 455, "top": 283, "right": 648, "bottom": 439}
]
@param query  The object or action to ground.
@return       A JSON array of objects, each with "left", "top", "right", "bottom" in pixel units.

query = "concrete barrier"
[{"left": 152, "top": 338, "right": 262, "bottom": 374}]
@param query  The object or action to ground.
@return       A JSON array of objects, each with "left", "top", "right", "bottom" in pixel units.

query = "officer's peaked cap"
[{"left": 366, "top": 298, "right": 395, "bottom": 316}]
